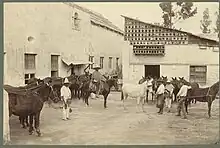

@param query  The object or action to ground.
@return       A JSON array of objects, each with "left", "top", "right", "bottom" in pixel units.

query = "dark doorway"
[{"left": 145, "top": 65, "right": 160, "bottom": 78}]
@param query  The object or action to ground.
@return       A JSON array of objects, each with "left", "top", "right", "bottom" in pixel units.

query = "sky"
[{"left": 75, "top": 2, "right": 219, "bottom": 34}]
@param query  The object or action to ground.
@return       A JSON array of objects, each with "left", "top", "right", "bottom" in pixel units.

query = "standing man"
[
  {"left": 60, "top": 78, "right": 72, "bottom": 121},
  {"left": 165, "top": 79, "right": 174, "bottom": 113},
  {"left": 91, "top": 64, "right": 102, "bottom": 98},
  {"left": 155, "top": 78, "right": 165, "bottom": 114},
  {"left": 176, "top": 80, "right": 190, "bottom": 119}
]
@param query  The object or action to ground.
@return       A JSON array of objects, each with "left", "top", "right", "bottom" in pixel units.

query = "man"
[
  {"left": 155, "top": 78, "right": 165, "bottom": 114},
  {"left": 165, "top": 79, "right": 174, "bottom": 113},
  {"left": 91, "top": 64, "right": 102, "bottom": 98},
  {"left": 176, "top": 80, "right": 190, "bottom": 119},
  {"left": 146, "top": 76, "right": 154, "bottom": 103},
  {"left": 60, "top": 78, "right": 72, "bottom": 121}
]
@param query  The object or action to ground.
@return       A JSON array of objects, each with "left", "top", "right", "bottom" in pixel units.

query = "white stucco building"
[{"left": 122, "top": 16, "right": 219, "bottom": 87}]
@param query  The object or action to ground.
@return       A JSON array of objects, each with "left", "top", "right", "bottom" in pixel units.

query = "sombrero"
[{"left": 63, "top": 78, "right": 70, "bottom": 84}]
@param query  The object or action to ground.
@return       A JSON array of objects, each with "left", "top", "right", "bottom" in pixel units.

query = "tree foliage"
[
  {"left": 200, "top": 8, "right": 212, "bottom": 34},
  {"left": 159, "top": 1, "right": 197, "bottom": 28},
  {"left": 214, "top": 10, "right": 220, "bottom": 37}
]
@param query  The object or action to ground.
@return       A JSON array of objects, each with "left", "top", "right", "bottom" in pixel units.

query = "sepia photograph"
[{"left": 3, "top": 1, "right": 219, "bottom": 145}]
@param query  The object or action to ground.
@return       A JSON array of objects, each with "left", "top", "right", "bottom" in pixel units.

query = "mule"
[
  {"left": 81, "top": 76, "right": 118, "bottom": 108},
  {"left": 185, "top": 81, "right": 219, "bottom": 118},
  {"left": 179, "top": 77, "right": 199, "bottom": 104},
  {"left": 4, "top": 78, "right": 53, "bottom": 136},
  {"left": 121, "top": 77, "right": 148, "bottom": 112}
]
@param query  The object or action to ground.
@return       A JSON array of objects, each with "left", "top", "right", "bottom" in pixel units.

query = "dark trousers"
[
  {"left": 177, "top": 97, "right": 187, "bottom": 118},
  {"left": 156, "top": 94, "right": 165, "bottom": 113}
]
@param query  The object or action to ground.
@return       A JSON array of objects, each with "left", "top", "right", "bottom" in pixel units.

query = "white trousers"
[
  {"left": 165, "top": 94, "right": 173, "bottom": 109},
  {"left": 62, "top": 105, "right": 70, "bottom": 120}
]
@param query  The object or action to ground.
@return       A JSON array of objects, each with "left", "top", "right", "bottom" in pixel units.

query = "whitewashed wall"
[
  {"left": 123, "top": 44, "right": 219, "bottom": 86},
  {"left": 4, "top": 3, "right": 126, "bottom": 86},
  {"left": 90, "top": 25, "right": 124, "bottom": 74}
]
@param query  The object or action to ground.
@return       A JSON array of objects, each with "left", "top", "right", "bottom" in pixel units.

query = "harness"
[{"left": 186, "top": 86, "right": 213, "bottom": 99}]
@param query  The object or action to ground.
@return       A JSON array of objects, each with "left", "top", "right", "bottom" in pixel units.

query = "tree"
[
  {"left": 200, "top": 8, "right": 212, "bottom": 34},
  {"left": 159, "top": 1, "right": 197, "bottom": 28},
  {"left": 214, "top": 11, "right": 220, "bottom": 37}
]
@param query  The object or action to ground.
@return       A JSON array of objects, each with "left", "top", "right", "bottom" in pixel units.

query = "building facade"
[
  {"left": 4, "top": 2, "right": 127, "bottom": 86},
  {"left": 122, "top": 16, "right": 219, "bottom": 86}
]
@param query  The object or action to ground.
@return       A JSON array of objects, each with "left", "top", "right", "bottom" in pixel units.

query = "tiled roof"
[
  {"left": 64, "top": 2, "right": 124, "bottom": 35},
  {"left": 121, "top": 15, "right": 219, "bottom": 42}
]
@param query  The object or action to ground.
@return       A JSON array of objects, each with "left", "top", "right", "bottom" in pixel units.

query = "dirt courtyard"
[{"left": 9, "top": 92, "right": 219, "bottom": 145}]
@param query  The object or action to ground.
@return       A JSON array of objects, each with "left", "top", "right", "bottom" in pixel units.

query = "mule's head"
[
  {"left": 138, "top": 76, "right": 148, "bottom": 84},
  {"left": 107, "top": 76, "right": 119, "bottom": 91},
  {"left": 210, "top": 81, "right": 220, "bottom": 96}
]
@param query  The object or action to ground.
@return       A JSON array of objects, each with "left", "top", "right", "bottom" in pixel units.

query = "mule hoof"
[
  {"left": 37, "top": 132, "right": 41, "bottom": 137},
  {"left": 29, "top": 132, "right": 33, "bottom": 135}
]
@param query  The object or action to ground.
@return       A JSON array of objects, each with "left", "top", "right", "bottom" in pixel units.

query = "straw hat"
[{"left": 63, "top": 78, "right": 70, "bottom": 84}]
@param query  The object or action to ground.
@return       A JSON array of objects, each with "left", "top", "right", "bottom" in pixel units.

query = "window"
[
  {"left": 24, "top": 73, "right": 35, "bottom": 84},
  {"left": 72, "top": 12, "right": 80, "bottom": 30},
  {"left": 108, "top": 57, "right": 113, "bottom": 69},
  {"left": 190, "top": 66, "right": 207, "bottom": 85},
  {"left": 89, "top": 55, "right": 94, "bottom": 69},
  {"left": 116, "top": 57, "right": 119, "bottom": 69},
  {"left": 51, "top": 55, "right": 59, "bottom": 77},
  {"left": 100, "top": 57, "right": 104, "bottom": 69},
  {"left": 24, "top": 54, "right": 36, "bottom": 84},
  {"left": 25, "top": 54, "right": 36, "bottom": 70}
]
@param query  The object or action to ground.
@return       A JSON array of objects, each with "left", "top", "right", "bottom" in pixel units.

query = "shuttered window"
[
  {"left": 189, "top": 66, "right": 207, "bottom": 85},
  {"left": 51, "top": 55, "right": 59, "bottom": 77},
  {"left": 25, "top": 54, "right": 36, "bottom": 70}
]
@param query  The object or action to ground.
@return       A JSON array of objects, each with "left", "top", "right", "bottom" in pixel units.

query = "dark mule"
[
  {"left": 78, "top": 73, "right": 92, "bottom": 100},
  {"left": 4, "top": 78, "right": 53, "bottom": 136},
  {"left": 82, "top": 76, "right": 118, "bottom": 108},
  {"left": 179, "top": 77, "right": 199, "bottom": 104},
  {"left": 185, "top": 81, "right": 219, "bottom": 118},
  {"left": 67, "top": 75, "right": 81, "bottom": 99},
  {"left": 171, "top": 77, "right": 180, "bottom": 103},
  {"left": 18, "top": 78, "right": 43, "bottom": 128}
]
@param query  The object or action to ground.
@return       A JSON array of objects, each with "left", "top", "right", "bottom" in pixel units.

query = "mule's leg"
[
  {"left": 25, "top": 116, "right": 29, "bottom": 127},
  {"left": 20, "top": 117, "right": 26, "bottom": 128},
  {"left": 34, "top": 112, "right": 41, "bottom": 137},
  {"left": 185, "top": 100, "right": 189, "bottom": 115},
  {"left": 85, "top": 92, "right": 90, "bottom": 106},
  {"left": 28, "top": 115, "right": 34, "bottom": 135},
  {"left": 122, "top": 94, "right": 127, "bottom": 110},
  {"left": 141, "top": 97, "right": 145, "bottom": 112},
  {"left": 104, "top": 94, "right": 108, "bottom": 108},
  {"left": 208, "top": 101, "right": 212, "bottom": 118},
  {"left": 136, "top": 97, "right": 141, "bottom": 113},
  {"left": 145, "top": 90, "right": 149, "bottom": 103}
]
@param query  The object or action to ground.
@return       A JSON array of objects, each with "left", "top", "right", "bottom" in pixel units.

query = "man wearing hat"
[
  {"left": 155, "top": 77, "right": 165, "bottom": 114},
  {"left": 60, "top": 78, "right": 72, "bottom": 120},
  {"left": 176, "top": 80, "right": 190, "bottom": 119},
  {"left": 91, "top": 64, "right": 102, "bottom": 98},
  {"left": 164, "top": 79, "right": 174, "bottom": 113}
]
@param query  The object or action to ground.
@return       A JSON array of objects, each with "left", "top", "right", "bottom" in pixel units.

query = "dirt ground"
[{"left": 8, "top": 92, "right": 219, "bottom": 145}]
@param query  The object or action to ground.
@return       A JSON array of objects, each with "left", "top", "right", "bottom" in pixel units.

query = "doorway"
[{"left": 145, "top": 65, "right": 160, "bottom": 78}]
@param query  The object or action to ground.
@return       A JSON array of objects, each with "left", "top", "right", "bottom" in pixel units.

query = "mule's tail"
[{"left": 121, "top": 91, "right": 124, "bottom": 101}]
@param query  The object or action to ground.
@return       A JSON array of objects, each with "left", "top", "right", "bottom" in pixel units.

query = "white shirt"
[
  {"left": 165, "top": 84, "right": 174, "bottom": 94},
  {"left": 156, "top": 84, "right": 165, "bottom": 95},
  {"left": 60, "top": 85, "right": 71, "bottom": 101},
  {"left": 177, "top": 85, "right": 190, "bottom": 97}
]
